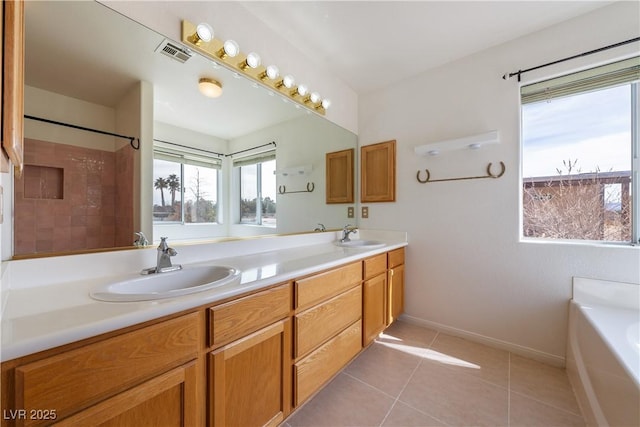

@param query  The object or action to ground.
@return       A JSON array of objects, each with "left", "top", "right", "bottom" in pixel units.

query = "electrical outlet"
[
  {"left": 347, "top": 206, "right": 354, "bottom": 218},
  {"left": 362, "top": 206, "right": 369, "bottom": 218}
]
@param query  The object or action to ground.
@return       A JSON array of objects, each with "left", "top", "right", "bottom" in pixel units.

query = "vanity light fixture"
[
  {"left": 217, "top": 39, "right": 240, "bottom": 59},
  {"left": 198, "top": 78, "right": 223, "bottom": 98},
  {"left": 181, "top": 19, "right": 331, "bottom": 115},
  {"left": 240, "top": 52, "right": 261, "bottom": 70},
  {"left": 189, "top": 23, "right": 214, "bottom": 45}
]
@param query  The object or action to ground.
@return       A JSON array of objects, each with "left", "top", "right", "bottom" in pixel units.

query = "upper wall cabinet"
[
  {"left": 326, "top": 148, "right": 354, "bottom": 204},
  {"left": 361, "top": 140, "right": 396, "bottom": 203},
  {"left": 1, "top": 0, "right": 24, "bottom": 175}
]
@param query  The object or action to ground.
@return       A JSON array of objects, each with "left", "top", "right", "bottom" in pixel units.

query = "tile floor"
[{"left": 284, "top": 321, "right": 584, "bottom": 427}]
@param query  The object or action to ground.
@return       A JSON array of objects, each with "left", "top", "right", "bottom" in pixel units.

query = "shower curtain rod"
[
  {"left": 24, "top": 115, "right": 140, "bottom": 150},
  {"left": 502, "top": 36, "right": 640, "bottom": 82},
  {"left": 153, "top": 138, "right": 224, "bottom": 157},
  {"left": 226, "top": 141, "right": 276, "bottom": 157}
]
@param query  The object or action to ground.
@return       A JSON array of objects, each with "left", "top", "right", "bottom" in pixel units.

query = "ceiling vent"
[{"left": 155, "top": 39, "right": 192, "bottom": 63}]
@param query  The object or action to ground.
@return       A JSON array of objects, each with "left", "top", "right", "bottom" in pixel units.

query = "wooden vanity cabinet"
[
  {"left": 293, "top": 262, "right": 363, "bottom": 407},
  {"left": 387, "top": 248, "right": 405, "bottom": 325},
  {"left": 207, "top": 283, "right": 292, "bottom": 427},
  {"left": 5, "top": 313, "right": 200, "bottom": 427},
  {"left": 1, "top": 248, "right": 406, "bottom": 427}
]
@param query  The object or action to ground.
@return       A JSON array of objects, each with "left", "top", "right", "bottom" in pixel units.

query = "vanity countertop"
[{"left": 0, "top": 230, "right": 407, "bottom": 362}]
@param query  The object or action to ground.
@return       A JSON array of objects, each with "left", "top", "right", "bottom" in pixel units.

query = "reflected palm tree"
[
  {"left": 154, "top": 177, "right": 168, "bottom": 207},
  {"left": 167, "top": 174, "right": 181, "bottom": 207}
]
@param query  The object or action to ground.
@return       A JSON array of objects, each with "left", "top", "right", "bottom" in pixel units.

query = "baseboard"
[{"left": 399, "top": 314, "right": 566, "bottom": 368}]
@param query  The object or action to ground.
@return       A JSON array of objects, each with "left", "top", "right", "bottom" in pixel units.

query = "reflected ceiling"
[{"left": 24, "top": 1, "right": 305, "bottom": 140}]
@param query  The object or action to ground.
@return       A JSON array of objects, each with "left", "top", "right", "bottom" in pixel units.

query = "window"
[
  {"left": 234, "top": 151, "right": 276, "bottom": 226},
  {"left": 153, "top": 145, "right": 221, "bottom": 224},
  {"left": 521, "top": 57, "right": 639, "bottom": 244}
]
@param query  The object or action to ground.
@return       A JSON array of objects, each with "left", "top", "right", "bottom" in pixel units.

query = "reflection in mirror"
[{"left": 14, "top": 0, "right": 357, "bottom": 259}]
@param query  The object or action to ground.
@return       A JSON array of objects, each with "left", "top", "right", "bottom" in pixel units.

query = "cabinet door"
[
  {"left": 52, "top": 361, "right": 198, "bottom": 427},
  {"left": 361, "top": 140, "right": 395, "bottom": 202},
  {"left": 363, "top": 274, "right": 387, "bottom": 346},
  {"left": 2, "top": 0, "right": 24, "bottom": 174},
  {"left": 325, "top": 148, "right": 354, "bottom": 203},
  {"left": 210, "top": 319, "right": 291, "bottom": 427},
  {"left": 388, "top": 264, "right": 405, "bottom": 325}
]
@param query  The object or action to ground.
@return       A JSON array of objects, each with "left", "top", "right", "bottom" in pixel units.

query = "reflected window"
[
  {"left": 153, "top": 147, "right": 221, "bottom": 224},
  {"left": 234, "top": 150, "right": 276, "bottom": 226}
]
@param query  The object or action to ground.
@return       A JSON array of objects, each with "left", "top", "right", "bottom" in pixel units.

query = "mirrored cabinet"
[
  {"left": 325, "top": 148, "right": 354, "bottom": 204},
  {"left": 361, "top": 140, "right": 396, "bottom": 203}
]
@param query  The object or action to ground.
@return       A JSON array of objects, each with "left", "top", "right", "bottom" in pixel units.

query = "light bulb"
[
  {"left": 244, "top": 52, "right": 261, "bottom": 69},
  {"left": 296, "top": 84, "right": 308, "bottom": 97},
  {"left": 266, "top": 65, "right": 279, "bottom": 80},
  {"left": 191, "top": 23, "right": 213, "bottom": 44},
  {"left": 282, "top": 74, "right": 295, "bottom": 89},
  {"left": 310, "top": 92, "right": 321, "bottom": 104},
  {"left": 218, "top": 40, "right": 239, "bottom": 59},
  {"left": 321, "top": 98, "right": 331, "bottom": 109}
]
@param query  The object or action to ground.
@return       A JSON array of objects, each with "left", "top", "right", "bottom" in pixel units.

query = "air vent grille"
[{"left": 155, "top": 39, "right": 192, "bottom": 63}]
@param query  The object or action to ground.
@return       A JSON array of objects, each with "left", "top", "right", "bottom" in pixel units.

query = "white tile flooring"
[{"left": 284, "top": 321, "right": 584, "bottom": 427}]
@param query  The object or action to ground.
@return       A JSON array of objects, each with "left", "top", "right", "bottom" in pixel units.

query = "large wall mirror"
[{"left": 11, "top": 1, "right": 357, "bottom": 259}]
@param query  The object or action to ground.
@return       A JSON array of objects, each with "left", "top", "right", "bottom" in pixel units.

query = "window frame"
[
  {"left": 520, "top": 57, "right": 640, "bottom": 246},
  {"left": 153, "top": 147, "right": 221, "bottom": 225},
  {"left": 233, "top": 150, "right": 276, "bottom": 227}
]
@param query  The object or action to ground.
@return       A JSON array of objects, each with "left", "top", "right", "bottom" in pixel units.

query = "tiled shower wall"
[{"left": 14, "top": 138, "right": 134, "bottom": 256}]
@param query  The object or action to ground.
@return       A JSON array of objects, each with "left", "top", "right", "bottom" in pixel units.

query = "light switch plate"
[
  {"left": 347, "top": 206, "right": 354, "bottom": 218},
  {"left": 362, "top": 206, "right": 369, "bottom": 218}
]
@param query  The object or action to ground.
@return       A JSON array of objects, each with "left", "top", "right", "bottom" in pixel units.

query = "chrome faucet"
[
  {"left": 314, "top": 223, "right": 326, "bottom": 232},
  {"left": 133, "top": 231, "right": 149, "bottom": 247},
  {"left": 141, "top": 237, "right": 182, "bottom": 275},
  {"left": 340, "top": 224, "right": 358, "bottom": 243}
]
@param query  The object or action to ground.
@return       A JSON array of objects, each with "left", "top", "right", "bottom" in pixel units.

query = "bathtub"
[{"left": 567, "top": 277, "right": 639, "bottom": 427}]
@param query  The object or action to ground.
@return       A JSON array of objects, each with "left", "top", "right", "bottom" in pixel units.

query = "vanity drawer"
[
  {"left": 388, "top": 247, "right": 405, "bottom": 269},
  {"left": 294, "top": 320, "right": 362, "bottom": 406},
  {"left": 14, "top": 313, "right": 199, "bottom": 426},
  {"left": 294, "top": 285, "right": 362, "bottom": 358},
  {"left": 295, "top": 262, "right": 362, "bottom": 311},
  {"left": 363, "top": 253, "right": 387, "bottom": 279},
  {"left": 209, "top": 283, "right": 291, "bottom": 349}
]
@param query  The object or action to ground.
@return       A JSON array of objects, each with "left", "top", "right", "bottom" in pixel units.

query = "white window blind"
[
  {"left": 521, "top": 56, "right": 640, "bottom": 104},
  {"left": 153, "top": 141, "right": 222, "bottom": 169},
  {"left": 232, "top": 150, "right": 276, "bottom": 167}
]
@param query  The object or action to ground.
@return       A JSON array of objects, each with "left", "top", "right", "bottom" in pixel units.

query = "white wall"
[
  {"left": 229, "top": 115, "right": 357, "bottom": 235},
  {"left": 24, "top": 86, "right": 117, "bottom": 151},
  {"left": 99, "top": 0, "right": 358, "bottom": 135},
  {"left": 358, "top": 2, "right": 640, "bottom": 364}
]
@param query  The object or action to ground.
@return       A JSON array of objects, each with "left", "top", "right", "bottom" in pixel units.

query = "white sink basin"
[
  {"left": 90, "top": 265, "right": 241, "bottom": 302},
  {"left": 336, "top": 240, "right": 386, "bottom": 249}
]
